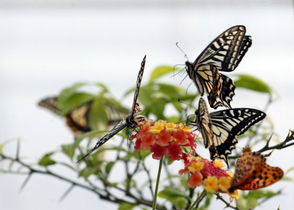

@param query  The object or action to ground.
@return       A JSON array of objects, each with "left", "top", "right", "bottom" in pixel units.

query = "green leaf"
[
  {"left": 234, "top": 74, "right": 273, "bottom": 94},
  {"left": 118, "top": 202, "right": 136, "bottom": 210},
  {"left": 105, "top": 161, "right": 115, "bottom": 174},
  {"left": 88, "top": 99, "right": 108, "bottom": 131},
  {"left": 149, "top": 66, "right": 176, "bottom": 82},
  {"left": 59, "top": 92, "right": 94, "bottom": 115},
  {"left": 158, "top": 186, "right": 190, "bottom": 208},
  {"left": 79, "top": 167, "right": 101, "bottom": 180},
  {"left": 61, "top": 143, "right": 76, "bottom": 159},
  {"left": 237, "top": 190, "right": 280, "bottom": 210},
  {"left": 58, "top": 82, "right": 88, "bottom": 103},
  {"left": 38, "top": 152, "right": 56, "bottom": 166},
  {"left": 93, "top": 82, "right": 109, "bottom": 94}
]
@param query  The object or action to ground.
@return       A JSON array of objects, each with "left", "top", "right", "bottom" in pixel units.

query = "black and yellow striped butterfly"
[
  {"left": 38, "top": 97, "right": 128, "bottom": 135},
  {"left": 194, "top": 98, "right": 265, "bottom": 165},
  {"left": 77, "top": 55, "right": 146, "bottom": 162},
  {"left": 185, "top": 25, "right": 252, "bottom": 109}
]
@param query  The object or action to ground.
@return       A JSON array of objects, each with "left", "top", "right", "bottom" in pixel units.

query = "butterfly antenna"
[{"left": 176, "top": 42, "right": 189, "bottom": 61}]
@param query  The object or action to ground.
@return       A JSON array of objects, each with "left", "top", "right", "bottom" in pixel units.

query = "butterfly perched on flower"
[
  {"left": 77, "top": 55, "right": 147, "bottom": 163},
  {"left": 194, "top": 98, "right": 266, "bottom": 165},
  {"left": 229, "top": 146, "right": 283, "bottom": 193},
  {"left": 185, "top": 25, "right": 252, "bottom": 109},
  {"left": 38, "top": 97, "right": 128, "bottom": 136}
]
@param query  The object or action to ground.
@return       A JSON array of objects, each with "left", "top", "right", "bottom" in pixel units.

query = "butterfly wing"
[
  {"left": 195, "top": 98, "right": 214, "bottom": 148},
  {"left": 237, "top": 162, "right": 284, "bottom": 191},
  {"left": 38, "top": 97, "right": 62, "bottom": 115},
  {"left": 185, "top": 25, "right": 251, "bottom": 109},
  {"left": 207, "top": 70, "right": 236, "bottom": 109},
  {"left": 229, "top": 147, "right": 283, "bottom": 192},
  {"left": 77, "top": 55, "right": 146, "bottom": 163},
  {"left": 77, "top": 122, "right": 128, "bottom": 163},
  {"left": 65, "top": 101, "right": 92, "bottom": 134},
  {"left": 195, "top": 25, "right": 252, "bottom": 71},
  {"left": 230, "top": 147, "right": 264, "bottom": 188},
  {"left": 126, "top": 55, "right": 146, "bottom": 128},
  {"left": 208, "top": 108, "right": 266, "bottom": 163},
  {"left": 38, "top": 97, "right": 128, "bottom": 134}
]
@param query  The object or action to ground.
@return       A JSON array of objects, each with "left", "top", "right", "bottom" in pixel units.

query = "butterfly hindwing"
[
  {"left": 195, "top": 98, "right": 266, "bottom": 164},
  {"left": 185, "top": 25, "right": 252, "bottom": 109}
]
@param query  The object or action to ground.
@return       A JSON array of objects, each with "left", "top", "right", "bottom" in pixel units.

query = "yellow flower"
[
  {"left": 188, "top": 161, "right": 204, "bottom": 173},
  {"left": 229, "top": 189, "right": 240, "bottom": 200},
  {"left": 226, "top": 170, "right": 234, "bottom": 180},
  {"left": 150, "top": 120, "right": 165, "bottom": 133},
  {"left": 203, "top": 176, "right": 219, "bottom": 193},
  {"left": 218, "top": 176, "right": 231, "bottom": 192},
  {"left": 165, "top": 122, "right": 177, "bottom": 131},
  {"left": 213, "top": 159, "right": 225, "bottom": 168},
  {"left": 179, "top": 123, "right": 192, "bottom": 132}
]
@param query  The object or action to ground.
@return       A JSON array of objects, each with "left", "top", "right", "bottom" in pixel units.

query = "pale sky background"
[{"left": 1, "top": 1, "right": 294, "bottom": 209}]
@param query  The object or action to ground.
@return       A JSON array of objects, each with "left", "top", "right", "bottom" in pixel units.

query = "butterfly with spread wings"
[
  {"left": 38, "top": 97, "right": 128, "bottom": 135},
  {"left": 185, "top": 25, "right": 252, "bottom": 109},
  {"left": 77, "top": 55, "right": 147, "bottom": 163},
  {"left": 194, "top": 98, "right": 266, "bottom": 165}
]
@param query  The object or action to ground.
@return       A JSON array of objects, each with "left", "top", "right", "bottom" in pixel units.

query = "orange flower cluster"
[
  {"left": 130, "top": 120, "right": 197, "bottom": 162},
  {"left": 178, "top": 157, "right": 238, "bottom": 198}
]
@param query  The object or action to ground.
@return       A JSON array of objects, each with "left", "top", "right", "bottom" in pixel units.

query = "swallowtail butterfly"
[
  {"left": 77, "top": 55, "right": 146, "bottom": 162},
  {"left": 194, "top": 98, "right": 265, "bottom": 165},
  {"left": 185, "top": 25, "right": 252, "bottom": 109},
  {"left": 38, "top": 97, "right": 128, "bottom": 135}
]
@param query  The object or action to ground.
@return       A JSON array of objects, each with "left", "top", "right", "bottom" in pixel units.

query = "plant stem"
[
  {"left": 152, "top": 157, "right": 164, "bottom": 210},
  {"left": 187, "top": 190, "right": 207, "bottom": 210}
]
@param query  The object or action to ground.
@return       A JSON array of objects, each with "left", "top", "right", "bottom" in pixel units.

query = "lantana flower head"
[
  {"left": 130, "top": 119, "right": 197, "bottom": 162},
  {"left": 179, "top": 156, "right": 235, "bottom": 196}
]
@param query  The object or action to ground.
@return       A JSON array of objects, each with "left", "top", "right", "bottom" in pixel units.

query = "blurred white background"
[{"left": 1, "top": 0, "right": 294, "bottom": 209}]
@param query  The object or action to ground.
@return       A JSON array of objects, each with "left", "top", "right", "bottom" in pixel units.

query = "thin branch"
[
  {"left": 258, "top": 130, "right": 294, "bottom": 154},
  {"left": 19, "top": 172, "right": 32, "bottom": 192},
  {"left": 215, "top": 192, "right": 238, "bottom": 210},
  {"left": 58, "top": 184, "right": 75, "bottom": 203}
]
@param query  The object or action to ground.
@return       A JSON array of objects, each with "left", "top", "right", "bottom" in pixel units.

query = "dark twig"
[
  {"left": 58, "top": 184, "right": 75, "bottom": 203},
  {"left": 258, "top": 130, "right": 294, "bottom": 154},
  {"left": 215, "top": 192, "right": 238, "bottom": 210}
]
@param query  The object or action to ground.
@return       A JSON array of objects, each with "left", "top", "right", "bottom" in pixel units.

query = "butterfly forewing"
[
  {"left": 185, "top": 25, "right": 252, "bottom": 109},
  {"left": 38, "top": 97, "right": 62, "bottom": 115},
  {"left": 77, "top": 55, "right": 146, "bottom": 163},
  {"left": 195, "top": 25, "right": 252, "bottom": 71}
]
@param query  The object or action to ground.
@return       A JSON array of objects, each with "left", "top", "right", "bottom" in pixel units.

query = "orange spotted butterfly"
[{"left": 229, "top": 146, "right": 283, "bottom": 193}]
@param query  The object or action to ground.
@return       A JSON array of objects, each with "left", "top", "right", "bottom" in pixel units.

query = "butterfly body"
[
  {"left": 229, "top": 147, "right": 283, "bottom": 193},
  {"left": 194, "top": 98, "right": 266, "bottom": 164},
  {"left": 186, "top": 25, "right": 252, "bottom": 109}
]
